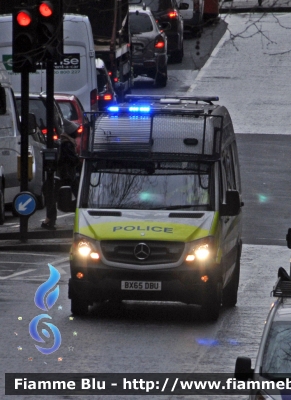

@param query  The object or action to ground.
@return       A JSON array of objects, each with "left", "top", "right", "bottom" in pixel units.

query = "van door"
[
  {"left": 0, "top": 86, "right": 20, "bottom": 203},
  {"left": 220, "top": 143, "right": 240, "bottom": 286}
]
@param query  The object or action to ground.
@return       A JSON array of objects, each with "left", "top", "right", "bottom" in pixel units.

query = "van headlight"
[
  {"left": 72, "top": 235, "right": 100, "bottom": 260},
  {"left": 185, "top": 238, "right": 213, "bottom": 262}
]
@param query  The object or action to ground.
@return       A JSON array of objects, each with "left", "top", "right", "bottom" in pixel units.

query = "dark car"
[
  {"left": 15, "top": 92, "right": 64, "bottom": 144},
  {"left": 129, "top": 5, "right": 168, "bottom": 87},
  {"left": 95, "top": 58, "right": 118, "bottom": 111},
  {"left": 129, "top": 0, "right": 184, "bottom": 63}
]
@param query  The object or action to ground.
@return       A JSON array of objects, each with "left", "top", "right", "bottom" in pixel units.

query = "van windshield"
[{"left": 81, "top": 161, "right": 214, "bottom": 211}]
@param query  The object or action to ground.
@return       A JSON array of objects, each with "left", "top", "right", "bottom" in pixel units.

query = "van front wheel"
[
  {"left": 71, "top": 295, "right": 88, "bottom": 316},
  {"left": 200, "top": 281, "right": 222, "bottom": 321},
  {"left": 223, "top": 254, "right": 240, "bottom": 307}
]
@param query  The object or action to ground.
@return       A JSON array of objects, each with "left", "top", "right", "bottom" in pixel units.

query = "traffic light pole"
[
  {"left": 19, "top": 70, "right": 29, "bottom": 242},
  {"left": 45, "top": 59, "right": 56, "bottom": 224}
]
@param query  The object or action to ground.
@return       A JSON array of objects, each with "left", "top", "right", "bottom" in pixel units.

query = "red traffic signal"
[
  {"left": 12, "top": 6, "right": 38, "bottom": 72},
  {"left": 16, "top": 11, "right": 32, "bottom": 26},
  {"left": 37, "top": 0, "right": 63, "bottom": 61},
  {"left": 39, "top": 2, "right": 53, "bottom": 17}
]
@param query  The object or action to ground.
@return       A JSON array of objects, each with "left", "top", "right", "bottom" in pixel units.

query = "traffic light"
[
  {"left": 12, "top": 6, "right": 38, "bottom": 73},
  {"left": 37, "top": 0, "right": 63, "bottom": 61}
]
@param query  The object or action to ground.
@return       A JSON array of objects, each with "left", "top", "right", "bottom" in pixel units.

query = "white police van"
[{"left": 58, "top": 95, "right": 243, "bottom": 320}]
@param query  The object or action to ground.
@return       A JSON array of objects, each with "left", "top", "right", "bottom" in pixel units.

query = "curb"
[{"left": 0, "top": 229, "right": 73, "bottom": 252}]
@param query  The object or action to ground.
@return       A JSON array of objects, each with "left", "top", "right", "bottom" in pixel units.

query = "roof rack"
[{"left": 124, "top": 95, "right": 219, "bottom": 105}]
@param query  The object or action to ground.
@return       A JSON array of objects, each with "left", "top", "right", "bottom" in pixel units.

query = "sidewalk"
[
  {"left": 0, "top": 208, "right": 74, "bottom": 252},
  {"left": 220, "top": 0, "right": 291, "bottom": 13}
]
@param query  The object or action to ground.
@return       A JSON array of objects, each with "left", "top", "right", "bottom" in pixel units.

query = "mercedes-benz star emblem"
[{"left": 134, "top": 243, "right": 150, "bottom": 260}]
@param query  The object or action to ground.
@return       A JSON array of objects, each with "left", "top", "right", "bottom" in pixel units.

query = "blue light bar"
[
  {"left": 107, "top": 106, "right": 119, "bottom": 112},
  {"left": 129, "top": 106, "right": 151, "bottom": 113}
]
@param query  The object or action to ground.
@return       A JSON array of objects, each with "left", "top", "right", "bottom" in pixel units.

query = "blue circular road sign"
[{"left": 13, "top": 192, "right": 37, "bottom": 217}]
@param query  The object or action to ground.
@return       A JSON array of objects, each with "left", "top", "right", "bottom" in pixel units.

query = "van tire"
[
  {"left": 223, "top": 253, "right": 240, "bottom": 307},
  {"left": 201, "top": 281, "right": 222, "bottom": 321},
  {"left": 0, "top": 187, "right": 4, "bottom": 225},
  {"left": 71, "top": 296, "right": 88, "bottom": 316}
]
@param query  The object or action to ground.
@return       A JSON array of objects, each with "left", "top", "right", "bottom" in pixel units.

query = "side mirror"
[
  {"left": 234, "top": 356, "right": 254, "bottom": 380},
  {"left": 57, "top": 186, "right": 76, "bottom": 213},
  {"left": 220, "top": 190, "right": 243, "bottom": 216},
  {"left": 286, "top": 228, "right": 291, "bottom": 249},
  {"left": 28, "top": 113, "right": 38, "bottom": 135},
  {"left": 0, "top": 85, "right": 6, "bottom": 115}
]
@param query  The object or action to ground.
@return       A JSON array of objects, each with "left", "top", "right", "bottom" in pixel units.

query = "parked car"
[
  {"left": 95, "top": 58, "right": 118, "bottom": 111},
  {"left": 177, "top": 0, "right": 204, "bottom": 36},
  {"left": 235, "top": 266, "right": 291, "bottom": 399},
  {"left": 129, "top": 5, "right": 168, "bottom": 87},
  {"left": 129, "top": 0, "right": 184, "bottom": 63},
  {"left": 15, "top": 92, "right": 64, "bottom": 145},
  {"left": 54, "top": 93, "right": 89, "bottom": 155}
]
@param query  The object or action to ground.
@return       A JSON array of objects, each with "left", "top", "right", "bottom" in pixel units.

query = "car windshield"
[
  {"left": 16, "top": 98, "right": 47, "bottom": 128},
  {"left": 261, "top": 321, "right": 291, "bottom": 378},
  {"left": 81, "top": 161, "right": 213, "bottom": 210},
  {"left": 129, "top": 13, "right": 153, "bottom": 33}
]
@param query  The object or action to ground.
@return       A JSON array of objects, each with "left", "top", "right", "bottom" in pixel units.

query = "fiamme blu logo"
[{"left": 29, "top": 264, "right": 61, "bottom": 355}]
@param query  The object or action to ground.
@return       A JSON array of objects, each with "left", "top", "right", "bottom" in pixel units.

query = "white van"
[
  {"left": 0, "top": 14, "right": 98, "bottom": 113},
  {"left": 0, "top": 62, "right": 45, "bottom": 224},
  {"left": 178, "top": 0, "right": 204, "bottom": 35}
]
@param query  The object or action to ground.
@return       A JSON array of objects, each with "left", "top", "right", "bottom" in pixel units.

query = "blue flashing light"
[
  {"left": 128, "top": 106, "right": 151, "bottom": 113},
  {"left": 107, "top": 105, "right": 151, "bottom": 114},
  {"left": 108, "top": 106, "right": 119, "bottom": 112}
]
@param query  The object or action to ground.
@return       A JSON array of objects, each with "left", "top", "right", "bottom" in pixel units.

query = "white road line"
[
  {"left": 0, "top": 261, "right": 44, "bottom": 264},
  {"left": 0, "top": 269, "right": 36, "bottom": 280}
]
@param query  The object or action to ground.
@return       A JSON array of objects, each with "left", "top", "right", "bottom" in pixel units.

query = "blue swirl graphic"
[
  {"left": 29, "top": 314, "right": 62, "bottom": 355},
  {"left": 34, "top": 264, "right": 60, "bottom": 311}
]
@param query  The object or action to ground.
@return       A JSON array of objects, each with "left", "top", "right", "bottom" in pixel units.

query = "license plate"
[{"left": 121, "top": 281, "right": 162, "bottom": 291}]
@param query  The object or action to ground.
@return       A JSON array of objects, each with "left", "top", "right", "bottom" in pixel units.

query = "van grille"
[{"left": 100, "top": 240, "right": 185, "bottom": 265}]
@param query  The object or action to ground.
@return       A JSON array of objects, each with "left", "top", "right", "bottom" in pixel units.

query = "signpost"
[{"left": 13, "top": 192, "right": 37, "bottom": 217}]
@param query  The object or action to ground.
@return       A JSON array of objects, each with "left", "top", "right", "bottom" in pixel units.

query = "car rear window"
[
  {"left": 16, "top": 98, "right": 47, "bottom": 129},
  {"left": 129, "top": 13, "right": 153, "bottom": 33},
  {"left": 58, "top": 101, "right": 78, "bottom": 121},
  {"left": 142, "top": 0, "right": 173, "bottom": 12}
]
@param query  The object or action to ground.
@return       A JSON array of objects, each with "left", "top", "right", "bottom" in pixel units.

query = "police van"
[{"left": 58, "top": 95, "right": 243, "bottom": 320}]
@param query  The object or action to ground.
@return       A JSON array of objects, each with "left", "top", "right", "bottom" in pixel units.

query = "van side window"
[
  {"left": 231, "top": 141, "right": 241, "bottom": 192},
  {"left": 222, "top": 147, "right": 236, "bottom": 190},
  {"left": 0, "top": 88, "right": 14, "bottom": 138}
]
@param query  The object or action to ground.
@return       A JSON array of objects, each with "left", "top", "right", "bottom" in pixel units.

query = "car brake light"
[
  {"left": 155, "top": 38, "right": 165, "bottom": 49},
  {"left": 42, "top": 128, "right": 47, "bottom": 135},
  {"left": 168, "top": 10, "right": 178, "bottom": 18},
  {"left": 108, "top": 71, "right": 112, "bottom": 76},
  {"left": 114, "top": 77, "right": 118, "bottom": 82},
  {"left": 53, "top": 134, "right": 58, "bottom": 140},
  {"left": 104, "top": 94, "right": 112, "bottom": 101}
]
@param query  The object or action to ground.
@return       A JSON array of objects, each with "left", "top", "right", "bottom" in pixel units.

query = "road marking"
[{"left": 0, "top": 269, "right": 36, "bottom": 280}]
